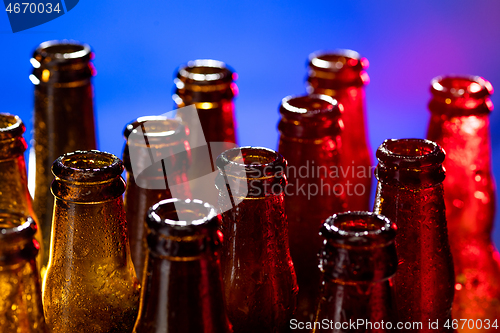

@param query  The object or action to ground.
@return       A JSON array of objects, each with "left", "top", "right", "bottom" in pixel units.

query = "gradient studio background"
[{"left": 2, "top": 1, "right": 500, "bottom": 245}]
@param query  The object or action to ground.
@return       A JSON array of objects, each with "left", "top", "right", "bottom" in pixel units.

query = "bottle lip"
[
  {"left": 32, "top": 40, "right": 92, "bottom": 67},
  {"left": 308, "top": 49, "right": 369, "bottom": 72},
  {"left": 376, "top": 138, "right": 445, "bottom": 167},
  {"left": 52, "top": 150, "right": 124, "bottom": 182},
  {"left": 176, "top": 59, "right": 235, "bottom": 84},
  {"left": 0, "top": 113, "right": 25, "bottom": 140},
  {"left": 431, "top": 75, "right": 493, "bottom": 99},
  {"left": 279, "top": 94, "right": 341, "bottom": 119},
  {"left": 0, "top": 212, "right": 36, "bottom": 241},
  {"left": 123, "top": 116, "right": 187, "bottom": 145}
]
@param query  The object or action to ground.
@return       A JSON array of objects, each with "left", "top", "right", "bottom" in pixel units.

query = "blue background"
[{"left": 2, "top": 0, "right": 500, "bottom": 245}]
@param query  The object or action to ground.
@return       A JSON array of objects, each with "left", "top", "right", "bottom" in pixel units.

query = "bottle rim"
[
  {"left": 376, "top": 138, "right": 445, "bottom": 166},
  {"left": 147, "top": 198, "right": 218, "bottom": 229},
  {"left": 280, "top": 94, "right": 341, "bottom": 119},
  {"left": 123, "top": 116, "right": 187, "bottom": 144},
  {"left": 308, "top": 49, "right": 369, "bottom": 72},
  {"left": 177, "top": 59, "right": 235, "bottom": 84},
  {"left": 0, "top": 113, "right": 25, "bottom": 140},
  {"left": 0, "top": 212, "right": 36, "bottom": 241},
  {"left": 431, "top": 75, "right": 493, "bottom": 99},
  {"left": 32, "top": 40, "right": 92, "bottom": 65}
]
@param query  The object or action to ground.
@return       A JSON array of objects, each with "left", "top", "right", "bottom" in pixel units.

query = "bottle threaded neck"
[
  {"left": 429, "top": 75, "right": 493, "bottom": 116},
  {"left": 278, "top": 94, "right": 342, "bottom": 139},
  {"left": 375, "top": 139, "right": 445, "bottom": 187},
  {"left": 0, "top": 113, "right": 27, "bottom": 159},
  {"left": 146, "top": 198, "right": 221, "bottom": 259}
]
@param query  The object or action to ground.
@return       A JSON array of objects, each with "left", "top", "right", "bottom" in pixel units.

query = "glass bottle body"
[
  {"left": 42, "top": 151, "right": 140, "bottom": 333},
  {"left": 307, "top": 50, "right": 372, "bottom": 211},
  {"left": 216, "top": 147, "right": 298, "bottom": 333},
  {"left": 373, "top": 139, "right": 454, "bottom": 332},
  {"left": 427, "top": 76, "right": 500, "bottom": 326},
  {"left": 123, "top": 116, "right": 191, "bottom": 281},
  {"left": 133, "top": 198, "right": 231, "bottom": 333},
  {"left": 313, "top": 212, "right": 398, "bottom": 333},
  {"left": 30, "top": 41, "right": 98, "bottom": 270},
  {"left": 0, "top": 214, "right": 47, "bottom": 333},
  {"left": 277, "top": 95, "right": 346, "bottom": 320}
]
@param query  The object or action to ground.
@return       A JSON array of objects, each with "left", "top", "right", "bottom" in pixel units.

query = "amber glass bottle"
[
  {"left": 311, "top": 212, "right": 398, "bottom": 333},
  {"left": 30, "top": 40, "right": 98, "bottom": 270},
  {"left": 373, "top": 139, "right": 454, "bottom": 332},
  {"left": 216, "top": 146, "right": 298, "bottom": 333},
  {"left": 427, "top": 75, "right": 500, "bottom": 327},
  {"left": 123, "top": 116, "right": 191, "bottom": 281},
  {"left": 0, "top": 213, "right": 47, "bottom": 333},
  {"left": 307, "top": 50, "right": 372, "bottom": 211},
  {"left": 133, "top": 198, "right": 231, "bottom": 333},
  {"left": 277, "top": 94, "right": 346, "bottom": 320},
  {"left": 0, "top": 113, "right": 43, "bottom": 269},
  {"left": 173, "top": 59, "right": 238, "bottom": 206},
  {"left": 42, "top": 150, "right": 140, "bottom": 333}
]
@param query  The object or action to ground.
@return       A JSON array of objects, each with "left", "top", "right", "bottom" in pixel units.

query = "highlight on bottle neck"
[
  {"left": 30, "top": 40, "right": 94, "bottom": 85},
  {"left": 216, "top": 146, "right": 287, "bottom": 199},
  {"left": 375, "top": 139, "right": 446, "bottom": 187},
  {"left": 307, "top": 49, "right": 370, "bottom": 91},
  {"left": 51, "top": 150, "right": 126, "bottom": 202},
  {"left": 319, "top": 211, "right": 397, "bottom": 283},
  {"left": 146, "top": 198, "right": 222, "bottom": 260},
  {"left": 0, "top": 212, "right": 39, "bottom": 266},
  {"left": 123, "top": 116, "right": 190, "bottom": 179},
  {"left": 0, "top": 113, "right": 27, "bottom": 159},
  {"left": 278, "top": 94, "right": 343, "bottom": 139},
  {"left": 429, "top": 75, "right": 493, "bottom": 116},
  {"left": 173, "top": 59, "right": 238, "bottom": 106}
]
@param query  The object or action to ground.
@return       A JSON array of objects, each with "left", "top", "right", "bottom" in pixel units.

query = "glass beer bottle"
[
  {"left": 277, "top": 94, "right": 346, "bottom": 320},
  {"left": 216, "top": 146, "right": 298, "bottom": 333},
  {"left": 312, "top": 212, "right": 398, "bottom": 333},
  {"left": 307, "top": 50, "right": 372, "bottom": 211},
  {"left": 373, "top": 139, "right": 454, "bottom": 332},
  {"left": 0, "top": 213, "right": 47, "bottom": 333},
  {"left": 123, "top": 116, "right": 191, "bottom": 281},
  {"left": 0, "top": 113, "right": 43, "bottom": 269},
  {"left": 30, "top": 40, "right": 98, "bottom": 270},
  {"left": 427, "top": 75, "right": 500, "bottom": 327},
  {"left": 173, "top": 59, "right": 239, "bottom": 206},
  {"left": 133, "top": 198, "right": 231, "bottom": 333},
  {"left": 42, "top": 150, "right": 140, "bottom": 333}
]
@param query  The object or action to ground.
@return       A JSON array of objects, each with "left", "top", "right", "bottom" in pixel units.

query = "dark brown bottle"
[
  {"left": 373, "top": 139, "right": 454, "bottom": 332},
  {"left": 427, "top": 75, "right": 500, "bottom": 329},
  {"left": 173, "top": 59, "right": 239, "bottom": 207},
  {"left": 42, "top": 150, "right": 140, "bottom": 333},
  {"left": 123, "top": 116, "right": 192, "bottom": 281},
  {"left": 307, "top": 50, "right": 373, "bottom": 211},
  {"left": 311, "top": 212, "right": 398, "bottom": 333},
  {"left": 133, "top": 198, "right": 232, "bottom": 333},
  {"left": 0, "top": 113, "right": 43, "bottom": 269},
  {"left": 277, "top": 94, "right": 346, "bottom": 320},
  {"left": 216, "top": 146, "right": 298, "bottom": 333},
  {"left": 29, "top": 40, "right": 98, "bottom": 271},
  {"left": 0, "top": 212, "right": 47, "bottom": 333}
]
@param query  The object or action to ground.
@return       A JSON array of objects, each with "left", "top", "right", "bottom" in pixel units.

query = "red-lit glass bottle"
[
  {"left": 427, "top": 76, "right": 500, "bottom": 326},
  {"left": 0, "top": 213, "right": 47, "bottom": 333},
  {"left": 373, "top": 139, "right": 454, "bottom": 332},
  {"left": 123, "top": 116, "right": 191, "bottom": 281},
  {"left": 277, "top": 94, "right": 346, "bottom": 320},
  {"left": 173, "top": 59, "right": 239, "bottom": 207},
  {"left": 133, "top": 198, "right": 232, "bottom": 333},
  {"left": 312, "top": 212, "right": 398, "bottom": 333},
  {"left": 30, "top": 40, "right": 98, "bottom": 271},
  {"left": 216, "top": 147, "right": 298, "bottom": 333},
  {"left": 307, "top": 50, "right": 372, "bottom": 211}
]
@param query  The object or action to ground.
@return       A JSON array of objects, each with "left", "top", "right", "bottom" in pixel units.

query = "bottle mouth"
[
  {"left": 280, "top": 94, "right": 340, "bottom": 119},
  {"left": 32, "top": 40, "right": 91, "bottom": 66},
  {"left": 0, "top": 212, "right": 36, "bottom": 241},
  {"left": 0, "top": 113, "right": 25, "bottom": 140},
  {"left": 148, "top": 198, "right": 218, "bottom": 228},
  {"left": 308, "top": 49, "right": 368, "bottom": 72},
  {"left": 177, "top": 59, "right": 235, "bottom": 84},
  {"left": 52, "top": 150, "right": 124, "bottom": 182},
  {"left": 431, "top": 75, "right": 493, "bottom": 99},
  {"left": 124, "top": 116, "right": 187, "bottom": 145}
]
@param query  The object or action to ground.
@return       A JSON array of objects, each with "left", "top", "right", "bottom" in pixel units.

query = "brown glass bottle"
[
  {"left": 173, "top": 59, "right": 239, "bottom": 206},
  {"left": 427, "top": 76, "right": 500, "bottom": 328},
  {"left": 373, "top": 139, "right": 454, "bottom": 332},
  {"left": 311, "top": 212, "right": 398, "bottom": 333},
  {"left": 42, "top": 150, "right": 140, "bottom": 333},
  {"left": 307, "top": 50, "right": 372, "bottom": 211},
  {"left": 0, "top": 113, "right": 43, "bottom": 269},
  {"left": 123, "top": 116, "right": 192, "bottom": 281},
  {"left": 133, "top": 198, "right": 231, "bottom": 333},
  {"left": 30, "top": 40, "right": 98, "bottom": 271},
  {"left": 0, "top": 213, "right": 47, "bottom": 333},
  {"left": 277, "top": 94, "right": 346, "bottom": 320},
  {"left": 216, "top": 146, "right": 298, "bottom": 333}
]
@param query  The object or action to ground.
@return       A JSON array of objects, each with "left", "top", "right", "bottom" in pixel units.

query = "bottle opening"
[
  {"left": 431, "top": 75, "right": 493, "bottom": 99},
  {"left": 377, "top": 138, "right": 444, "bottom": 165},
  {"left": 148, "top": 198, "right": 217, "bottom": 227},
  {"left": 217, "top": 146, "right": 286, "bottom": 179},
  {"left": 178, "top": 59, "right": 233, "bottom": 83},
  {"left": 0, "top": 212, "right": 36, "bottom": 240},
  {"left": 124, "top": 116, "right": 187, "bottom": 145},
  {"left": 309, "top": 49, "right": 367, "bottom": 71},
  {"left": 323, "top": 211, "right": 394, "bottom": 239},
  {"left": 280, "top": 94, "right": 338, "bottom": 118},
  {"left": 0, "top": 113, "right": 24, "bottom": 140},
  {"left": 35, "top": 40, "right": 91, "bottom": 61}
]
